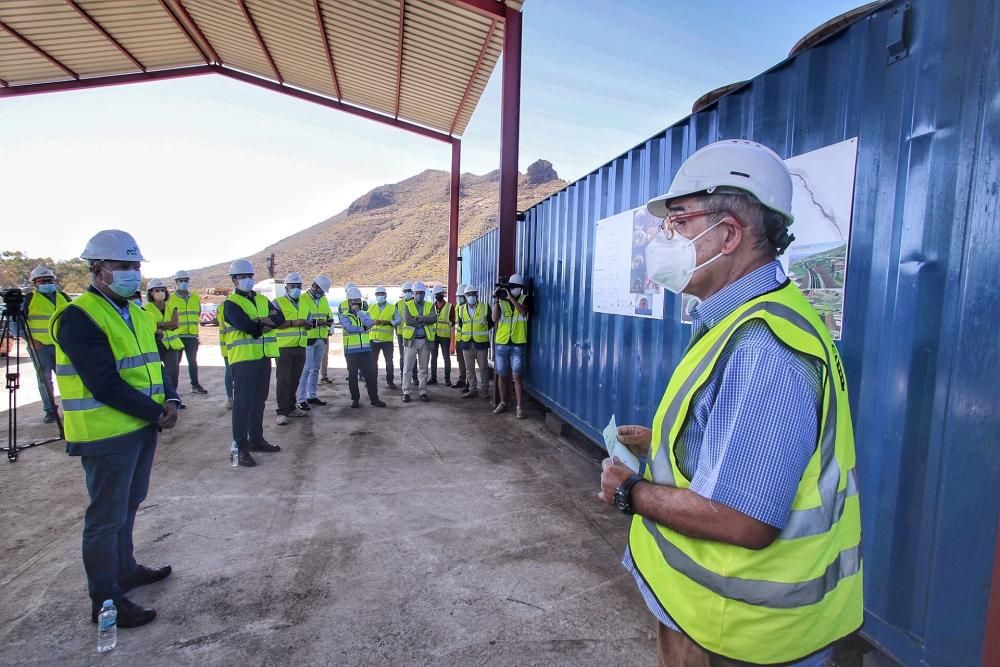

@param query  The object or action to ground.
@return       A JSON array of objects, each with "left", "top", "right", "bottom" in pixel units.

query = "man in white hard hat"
[
  {"left": 223, "top": 259, "right": 284, "bottom": 466},
  {"left": 168, "top": 270, "right": 207, "bottom": 395},
  {"left": 458, "top": 285, "right": 492, "bottom": 399},
  {"left": 272, "top": 273, "right": 312, "bottom": 425},
  {"left": 396, "top": 281, "right": 417, "bottom": 387},
  {"left": 451, "top": 284, "right": 469, "bottom": 390},
  {"left": 492, "top": 273, "right": 531, "bottom": 418},
  {"left": 367, "top": 285, "right": 400, "bottom": 389},
  {"left": 52, "top": 230, "right": 180, "bottom": 628},
  {"left": 428, "top": 285, "right": 456, "bottom": 386},
  {"left": 339, "top": 286, "right": 386, "bottom": 408},
  {"left": 21, "top": 266, "right": 71, "bottom": 423},
  {"left": 598, "top": 140, "right": 861, "bottom": 665},
  {"left": 400, "top": 281, "right": 437, "bottom": 402},
  {"left": 296, "top": 275, "right": 332, "bottom": 411}
]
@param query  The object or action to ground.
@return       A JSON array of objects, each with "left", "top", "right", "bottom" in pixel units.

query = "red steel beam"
[
  {"left": 393, "top": 0, "right": 406, "bottom": 118},
  {"left": 237, "top": 0, "right": 282, "bottom": 84},
  {"left": 449, "top": 18, "right": 497, "bottom": 135},
  {"left": 0, "top": 19, "right": 78, "bottom": 80},
  {"left": 172, "top": 0, "right": 222, "bottom": 65},
  {"left": 157, "top": 0, "right": 211, "bottom": 64},
  {"left": 65, "top": 0, "right": 146, "bottom": 72},
  {"left": 446, "top": 0, "right": 506, "bottom": 20},
  {"left": 0, "top": 65, "right": 214, "bottom": 98},
  {"left": 447, "top": 138, "right": 461, "bottom": 327},
  {"left": 984, "top": 515, "right": 1000, "bottom": 666},
  {"left": 497, "top": 5, "right": 521, "bottom": 277},
  {"left": 0, "top": 77, "right": 8, "bottom": 88},
  {"left": 312, "top": 0, "right": 341, "bottom": 100}
]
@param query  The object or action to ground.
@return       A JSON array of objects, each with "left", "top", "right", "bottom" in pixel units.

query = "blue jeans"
[
  {"left": 79, "top": 427, "right": 157, "bottom": 602},
  {"left": 34, "top": 343, "right": 57, "bottom": 416},
  {"left": 494, "top": 343, "right": 525, "bottom": 376},
  {"left": 297, "top": 339, "right": 325, "bottom": 401}
]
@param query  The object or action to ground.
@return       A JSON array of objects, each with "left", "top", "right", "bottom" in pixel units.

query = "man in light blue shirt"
[{"left": 339, "top": 286, "right": 386, "bottom": 409}]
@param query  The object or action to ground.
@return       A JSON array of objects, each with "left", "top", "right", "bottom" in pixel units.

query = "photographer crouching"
[{"left": 491, "top": 274, "right": 531, "bottom": 419}]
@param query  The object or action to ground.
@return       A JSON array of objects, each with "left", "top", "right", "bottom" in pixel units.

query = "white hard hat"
[
  {"left": 412, "top": 281, "right": 427, "bottom": 293},
  {"left": 456, "top": 284, "right": 468, "bottom": 296},
  {"left": 464, "top": 284, "right": 479, "bottom": 294},
  {"left": 509, "top": 273, "right": 525, "bottom": 287},
  {"left": 346, "top": 286, "right": 363, "bottom": 300},
  {"left": 313, "top": 275, "right": 331, "bottom": 292},
  {"left": 81, "top": 229, "right": 145, "bottom": 261},
  {"left": 345, "top": 281, "right": 357, "bottom": 290},
  {"left": 147, "top": 278, "right": 168, "bottom": 290},
  {"left": 433, "top": 285, "right": 445, "bottom": 295},
  {"left": 29, "top": 266, "right": 55, "bottom": 281},
  {"left": 174, "top": 270, "right": 191, "bottom": 280},
  {"left": 229, "top": 259, "right": 254, "bottom": 276},
  {"left": 285, "top": 272, "right": 303, "bottom": 284},
  {"left": 402, "top": 281, "right": 413, "bottom": 291},
  {"left": 646, "top": 139, "right": 794, "bottom": 223},
  {"left": 374, "top": 285, "right": 387, "bottom": 295}
]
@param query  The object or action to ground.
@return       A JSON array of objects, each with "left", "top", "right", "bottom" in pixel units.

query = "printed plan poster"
[
  {"left": 592, "top": 207, "right": 665, "bottom": 319},
  {"left": 593, "top": 138, "right": 858, "bottom": 337}
]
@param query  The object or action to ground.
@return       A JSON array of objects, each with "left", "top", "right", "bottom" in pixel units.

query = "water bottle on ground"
[
  {"left": 230, "top": 441, "right": 239, "bottom": 467},
  {"left": 97, "top": 599, "right": 117, "bottom": 653}
]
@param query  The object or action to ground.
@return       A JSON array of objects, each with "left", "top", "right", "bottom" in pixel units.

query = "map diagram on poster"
[{"left": 592, "top": 207, "right": 665, "bottom": 319}]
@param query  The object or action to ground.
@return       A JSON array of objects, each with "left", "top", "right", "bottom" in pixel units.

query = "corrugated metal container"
[
  {"left": 460, "top": 226, "right": 499, "bottom": 299},
  {"left": 462, "top": 0, "right": 1000, "bottom": 664}
]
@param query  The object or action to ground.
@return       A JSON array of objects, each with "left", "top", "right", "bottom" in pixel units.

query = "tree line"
[{"left": 1, "top": 251, "right": 94, "bottom": 293}]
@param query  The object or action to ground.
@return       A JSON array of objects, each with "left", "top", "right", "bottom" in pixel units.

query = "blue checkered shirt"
[{"left": 622, "top": 261, "right": 829, "bottom": 664}]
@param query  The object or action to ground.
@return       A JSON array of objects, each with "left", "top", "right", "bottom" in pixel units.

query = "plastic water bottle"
[
  {"left": 230, "top": 441, "right": 239, "bottom": 467},
  {"left": 97, "top": 599, "right": 117, "bottom": 652}
]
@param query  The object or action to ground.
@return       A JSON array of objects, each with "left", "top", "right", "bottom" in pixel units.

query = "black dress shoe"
[
  {"left": 92, "top": 597, "right": 157, "bottom": 628},
  {"left": 307, "top": 397, "right": 327, "bottom": 406},
  {"left": 43, "top": 412, "right": 57, "bottom": 423},
  {"left": 371, "top": 399, "right": 386, "bottom": 407},
  {"left": 191, "top": 385, "right": 208, "bottom": 394},
  {"left": 445, "top": 381, "right": 453, "bottom": 387},
  {"left": 248, "top": 441, "right": 281, "bottom": 452},
  {"left": 402, "top": 394, "right": 411, "bottom": 403},
  {"left": 386, "top": 382, "right": 397, "bottom": 389},
  {"left": 238, "top": 450, "right": 257, "bottom": 467},
  {"left": 296, "top": 401, "right": 311, "bottom": 411},
  {"left": 351, "top": 400, "right": 360, "bottom": 408},
  {"left": 320, "top": 377, "right": 333, "bottom": 384},
  {"left": 420, "top": 394, "right": 430, "bottom": 402},
  {"left": 428, "top": 378, "right": 438, "bottom": 385},
  {"left": 121, "top": 564, "right": 172, "bottom": 593},
  {"left": 179, "top": 403, "right": 187, "bottom": 409}
]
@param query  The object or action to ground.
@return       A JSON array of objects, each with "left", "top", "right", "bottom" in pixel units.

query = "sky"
[{"left": 0, "top": 0, "right": 866, "bottom": 280}]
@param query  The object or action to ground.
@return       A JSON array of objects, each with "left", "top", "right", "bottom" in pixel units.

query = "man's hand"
[
  {"left": 598, "top": 457, "right": 635, "bottom": 505},
  {"left": 300, "top": 320, "right": 314, "bottom": 329},
  {"left": 259, "top": 317, "right": 276, "bottom": 328},
  {"left": 157, "top": 402, "right": 179, "bottom": 429},
  {"left": 617, "top": 425, "right": 652, "bottom": 457}
]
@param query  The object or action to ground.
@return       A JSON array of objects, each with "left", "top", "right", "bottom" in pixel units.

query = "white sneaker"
[
  {"left": 276, "top": 414, "right": 289, "bottom": 426},
  {"left": 516, "top": 405, "right": 526, "bottom": 419},
  {"left": 289, "top": 408, "right": 308, "bottom": 418},
  {"left": 493, "top": 402, "right": 508, "bottom": 415}
]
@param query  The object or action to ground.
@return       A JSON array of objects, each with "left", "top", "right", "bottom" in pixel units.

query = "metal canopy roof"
[{"left": 0, "top": 0, "right": 523, "bottom": 136}]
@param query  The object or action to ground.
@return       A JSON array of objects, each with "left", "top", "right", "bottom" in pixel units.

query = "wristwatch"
[{"left": 614, "top": 474, "right": 645, "bottom": 515}]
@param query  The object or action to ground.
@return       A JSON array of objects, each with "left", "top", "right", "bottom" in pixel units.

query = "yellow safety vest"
[
  {"left": 433, "top": 302, "right": 453, "bottom": 339},
  {"left": 367, "top": 302, "right": 397, "bottom": 343},
  {"left": 301, "top": 294, "right": 331, "bottom": 340},
  {"left": 340, "top": 312, "right": 370, "bottom": 353},
  {"left": 402, "top": 300, "right": 436, "bottom": 342},
  {"left": 167, "top": 291, "right": 201, "bottom": 336},
  {"left": 143, "top": 302, "right": 184, "bottom": 351},
  {"left": 396, "top": 298, "right": 413, "bottom": 338},
  {"left": 27, "top": 290, "right": 69, "bottom": 346},
  {"left": 495, "top": 295, "right": 528, "bottom": 344},
  {"left": 217, "top": 308, "right": 228, "bottom": 359},
  {"left": 224, "top": 293, "right": 279, "bottom": 363},
  {"left": 274, "top": 296, "right": 310, "bottom": 349},
  {"left": 458, "top": 302, "right": 490, "bottom": 344},
  {"left": 51, "top": 292, "right": 165, "bottom": 446},
  {"left": 627, "top": 282, "right": 862, "bottom": 664}
]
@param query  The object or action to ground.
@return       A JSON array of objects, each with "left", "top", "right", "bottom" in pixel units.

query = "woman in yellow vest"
[
  {"left": 167, "top": 270, "right": 207, "bottom": 394},
  {"left": 429, "top": 284, "right": 455, "bottom": 386},
  {"left": 598, "top": 141, "right": 861, "bottom": 665},
  {"left": 491, "top": 273, "right": 531, "bottom": 418},
  {"left": 23, "top": 266, "right": 71, "bottom": 423},
  {"left": 144, "top": 278, "right": 185, "bottom": 409}
]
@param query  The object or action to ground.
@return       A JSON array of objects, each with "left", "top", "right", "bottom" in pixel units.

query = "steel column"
[
  {"left": 497, "top": 5, "right": 521, "bottom": 277},
  {"left": 448, "top": 138, "right": 461, "bottom": 306}
]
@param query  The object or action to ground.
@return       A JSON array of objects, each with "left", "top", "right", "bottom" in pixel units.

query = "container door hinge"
[{"left": 886, "top": 2, "right": 911, "bottom": 64}]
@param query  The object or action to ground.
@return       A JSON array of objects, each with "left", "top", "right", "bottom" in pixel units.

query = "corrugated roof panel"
[
  {"left": 245, "top": 0, "right": 333, "bottom": 92},
  {"left": 0, "top": 30, "right": 66, "bottom": 84},
  {"left": 80, "top": 0, "right": 202, "bottom": 70},
  {"left": 183, "top": 0, "right": 272, "bottom": 78}
]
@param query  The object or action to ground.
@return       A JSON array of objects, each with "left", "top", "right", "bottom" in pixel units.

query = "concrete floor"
[{"left": 0, "top": 344, "right": 657, "bottom": 665}]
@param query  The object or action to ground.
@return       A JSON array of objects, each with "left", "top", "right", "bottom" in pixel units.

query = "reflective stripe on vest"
[
  {"left": 143, "top": 303, "right": 184, "bottom": 351},
  {"left": 225, "top": 294, "right": 278, "bottom": 363},
  {"left": 627, "top": 282, "right": 862, "bottom": 664},
  {"left": 434, "top": 303, "right": 453, "bottom": 339},
  {"left": 26, "top": 291, "right": 69, "bottom": 346},
  {"left": 458, "top": 302, "right": 489, "bottom": 343},
  {"left": 495, "top": 295, "right": 527, "bottom": 344},
  {"left": 301, "top": 294, "right": 330, "bottom": 339},
  {"left": 367, "top": 302, "right": 397, "bottom": 342},
  {"left": 51, "top": 292, "right": 165, "bottom": 446},
  {"left": 396, "top": 299, "right": 413, "bottom": 338},
  {"left": 402, "top": 300, "right": 436, "bottom": 341},
  {"left": 340, "top": 312, "right": 371, "bottom": 352},
  {"left": 168, "top": 292, "right": 200, "bottom": 336},
  {"left": 274, "top": 296, "right": 309, "bottom": 349},
  {"left": 217, "top": 309, "right": 229, "bottom": 358}
]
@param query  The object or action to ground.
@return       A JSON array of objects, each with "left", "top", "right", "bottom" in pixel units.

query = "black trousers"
[
  {"left": 371, "top": 340, "right": 395, "bottom": 384},
  {"left": 275, "top": 347, "right": 306, "bottom": 415},
  {"left": 232, "top": 358, "right": 271, "bottom": 449},
  {"left": 346, "top": 352, "right": 380, "bottom": 403},
  {"left": 397, "top": 334, "right": 417, "bottom": 382},
  {"left": 180, "top": 336, "right": 200, "bottom": 387},
  {"left": 430, "top": 338, "right": 452, "bottom": 383}
]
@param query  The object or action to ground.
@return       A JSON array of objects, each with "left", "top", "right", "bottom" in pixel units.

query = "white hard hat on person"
[
  {"left": 174, "top": 270, "right": 190, "bottom": 280},
  {"left": 412, "top": 281, "right": 427, "bottom": 293},
  {"left": 433, "top": 285, "right": 445, "bottom": 296},
  {"left": 402, "top": 281, "right": 413, "bottom": 291},
  {"left": 465, "top": 285, "right": 478, "bottom": 294},
  {"left": 81, "top": 230, "right": 145, "bottom": 261},
  {"left": 345, "top": 281, "right": 357, "bottom": 290},
  {"left": 346, "top": 286, "right": 363, "bottom": 300},
  {"left": 147, "top": 278, "right": 168, "bottom": 290},
  {"left": 313, "top": 275, "right": 331, "bottom": 292},
  {"left": 508, "top": 273, "right": 525, "bottom": 287},
  {"left": 374, "top": 285, "right": 387, "bottom": 294},
  {"left": 30, "top": 266, "right": 55, "bottom": 281},
  {"left": 456, "top": 284, "right": 467, "bottom": 296},
  {"left": 646, "top": 139, "right": 794, "bottom": 224},
  {"left": 229, "top": 259, "right": 254, "bottom": 275},
  {"left": 285, "top": 272, "right": 303, "bottom": 284}
]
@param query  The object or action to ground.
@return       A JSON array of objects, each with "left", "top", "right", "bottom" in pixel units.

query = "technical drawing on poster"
[{"left": 592, "top": 207, "right": 664, "bottom": 319}]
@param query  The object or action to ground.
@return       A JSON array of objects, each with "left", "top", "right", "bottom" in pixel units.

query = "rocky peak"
[{"left": 525, "top": 159, "right": 559, "bottom": 185}]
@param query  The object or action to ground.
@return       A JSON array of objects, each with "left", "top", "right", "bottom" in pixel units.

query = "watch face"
[{"left": 614, "top": 487, "right": 630, "bottom": 514}]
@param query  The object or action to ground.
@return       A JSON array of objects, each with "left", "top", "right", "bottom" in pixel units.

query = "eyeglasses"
[{"left": 658, "top": 208, "right": 741, "bottom": 238}]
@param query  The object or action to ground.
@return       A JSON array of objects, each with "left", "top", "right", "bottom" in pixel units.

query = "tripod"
[{"left": 0, "top": 288, "right": 64, "bottom": 462}]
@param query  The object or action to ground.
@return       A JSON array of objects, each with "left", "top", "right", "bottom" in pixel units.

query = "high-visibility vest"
[
  {"left": 302, "top": 294, "right": 331, "bottom": 340},
  {"left": 495, "top": 295, "right": 528, "bottom": 344},
  {"left": 395, "top": 299, "right": 412, "bottom": 337},
  {"left": 433, "top": 302, "right": 453, "bottom": 339},
  {"left": 27, "top": 290, "right": 69, "bottom": 346},
  {"left": 458, "top": 302, "right": 490, "bottom": 343},
  {"left": 627, "top": 282, "right": 862, "bottom": 664},
  {"left": 224, "top": 293, "right": 279, "bottom": 363},
  {"left": 51, "top": 292, "right": 165, "bottom": 446},
  {"left": 340, "top": 312, "right": 370, "bottom": 353},
  {"left": 143, "top": 302, "right": 184, "bottom": 351},
  {"left": 402, "top": 300, "right": 436, "bottom": 341},
  {"left": 367, "top": 302, "right": 397, "bottom": 343},
  {"left": 274, "top": 296, "right": 310, "bottom": 349},
  {"left": 217, "top": 308, "right": 228, "bottom": 359},
  {"left": 167, "top": 292, "right": 201, "bottom": 336}
]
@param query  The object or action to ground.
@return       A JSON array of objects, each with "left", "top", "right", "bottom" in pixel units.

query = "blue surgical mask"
[
  {"left": 131, "top": 298, "right": 143, "bottom": 307},
  {"left": 176, "top": 281, "right": 190, "bottom": 291},
  {"left": 289, "top": 288, "right": 302, "bottom": 299},
  {"left": 458, "top": 296, "right": 466, "bottom": 304},
  {"left": 103, "top": 268, "right": 142, "bottom": 298},
  {"left": 376, "top": 295, "right": 387, "bottom": 305},
  {"left": 37, "top": 284, "right": 57, "bottom": 294},
  {"left": 238, "top": 278, "right": 255, "bottom": 292},
  {"left": 467, "top": 296, "right": 478, "bottom": 306},
  {"left": 404, "top": 291, "right": 413, "bottom": 300}
]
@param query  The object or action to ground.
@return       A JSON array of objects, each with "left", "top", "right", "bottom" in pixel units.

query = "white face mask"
[
  {"left": 510, "top": 287, "right": 522, "bottom": 297},
  {"left": 645, "top": 220, "right": 726, "bottom": 294},
  {"left": 237, "top": 278, "right": 255, "bottom": 292}
]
